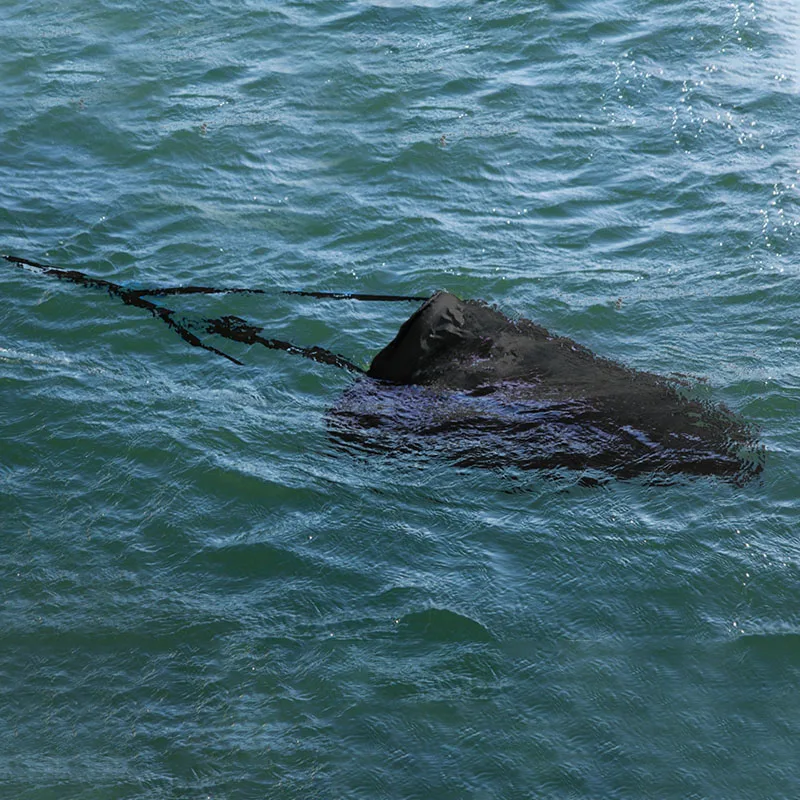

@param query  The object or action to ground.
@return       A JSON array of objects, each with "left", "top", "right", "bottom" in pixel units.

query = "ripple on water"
[{"left": 1, "top": 0, "right": 799, "bottom": 796}]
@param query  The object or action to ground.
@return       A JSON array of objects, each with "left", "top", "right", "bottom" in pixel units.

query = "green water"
[{"left": 1, "top": 1, "right": 799, "bottom": 797}]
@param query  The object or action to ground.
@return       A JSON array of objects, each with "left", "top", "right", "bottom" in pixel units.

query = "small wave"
[
  {"left": 733, "top": 630, "right": 800, "bottom": 660},
  {"left": 398, "top": 607, "right": 495, "bottom": 643}
]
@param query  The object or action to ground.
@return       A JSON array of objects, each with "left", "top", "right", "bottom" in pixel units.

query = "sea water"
[{"left": 1, "top": 1, "right": 799, "bottom": 797}]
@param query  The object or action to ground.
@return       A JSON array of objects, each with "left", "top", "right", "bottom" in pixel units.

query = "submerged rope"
[{"left": 1, "top": 254, "right": 367, "bottom": 373}]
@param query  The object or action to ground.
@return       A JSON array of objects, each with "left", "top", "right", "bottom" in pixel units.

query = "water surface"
[{"left": 2, "top": 1, "right": 799, "bottom": 797}]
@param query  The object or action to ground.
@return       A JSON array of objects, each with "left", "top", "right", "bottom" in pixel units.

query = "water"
[{"left": 1, "top": 1, "right": 798, "bottom": 797}]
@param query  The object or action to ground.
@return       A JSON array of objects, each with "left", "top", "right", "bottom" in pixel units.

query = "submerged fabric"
[{"left": 351, "top": 292, "right": 762, "bottom": 480}]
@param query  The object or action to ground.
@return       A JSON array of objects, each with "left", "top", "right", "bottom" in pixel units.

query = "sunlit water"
[{"left": 2, "top": 1, "right": 799, "bottom": 797}]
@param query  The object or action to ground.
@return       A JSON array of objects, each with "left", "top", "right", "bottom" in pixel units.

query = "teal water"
[{"left": 1, "top": 1, "right": 799, "bottom": 797}]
